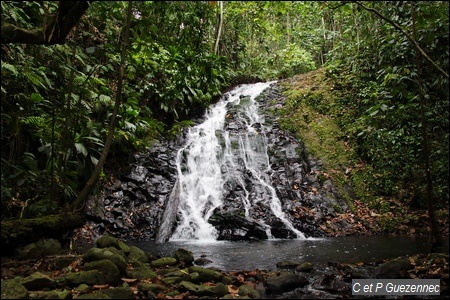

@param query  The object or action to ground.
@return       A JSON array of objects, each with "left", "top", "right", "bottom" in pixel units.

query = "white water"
[{"left": 170, "top": 82, "right": 305, "bottom": 241}]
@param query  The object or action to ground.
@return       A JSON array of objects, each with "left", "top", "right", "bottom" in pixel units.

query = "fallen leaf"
[
  {"left": 173, "top": 291, "right": 190, "bottom": 299},
  {"left": 227, "top": 285, "right": 239, "bottom": 294},
  {"left": 93, "top": 284, "right": 109, "bottom": 289},
  {"left": 429, "top": 268, "right": 441, "bottom": 276},
  {"left": 203, "top": 282, "right": 215, "bottom": 286}
]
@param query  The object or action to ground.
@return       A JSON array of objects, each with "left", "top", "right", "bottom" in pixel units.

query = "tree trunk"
[
  {"left": 1, "top": 1, "right": 90, "bottom": 45},
  {"left": 411, "top": 2, "right": 443, "bottom": 251},
  {"left": 71, "top": 1, "right": 133, "bottom": 211},
  {"left": 1, "top": 213, "right": 86, "bottom": 255},
  {"left": 214, "top": 1, "right": 224, "bottom": 55}
]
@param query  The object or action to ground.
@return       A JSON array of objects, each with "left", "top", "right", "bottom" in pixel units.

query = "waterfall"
[{"left": 164, "top": 82, "right": 305, "bottom": 241}]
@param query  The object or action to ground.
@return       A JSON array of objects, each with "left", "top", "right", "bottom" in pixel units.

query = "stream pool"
[{"left": 127, "top": 235, "right": 448, "bottom": 272}]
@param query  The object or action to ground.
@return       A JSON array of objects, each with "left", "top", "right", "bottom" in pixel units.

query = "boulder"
[
  {"left": 239, "top": 283, "right": 261, "bottom": 299},
  {"left": 208, "top": 210, "right": 267, "bottom": 240},
  {"left": 137, "top": 282, "right": 167, "bottom": 295},
  {"left": 101, "top": 286, "right": 135, "bottom": 299},
  {"left": 174, "top": 248, "right": 195, "bottom": 267},
  {"left": 150, "top": 257, "right": 178, "bottom": 268},
  {"left": 265, "top": 271, "right": 309, "bottom": 293},
  {"left": 127, "top": 245, "right": 152, "bottom": 263},
  {"left": 276, "top": 260, "right": 302, "bottom": 269},
  {"left": 1, "top": 280, "right": 28, "bottom": 299},
  {"left": 188, "top": 266, "right": 223, "bottom": 282},
  {"left": 82, "top": 247, "right": 128, "bottom": 274},
  {"left": 14, "top": 238, "right": 62, "bottom": 260},
  {"left": 96, "top": 235, "right": 131, "bottom": 255},
  {"left": 194, "top": 257, "right": 213, "bottom": 266},
  {"left": 20, "top": 271, "right": 56, "bottom": 290},
  {"left": 374, "top": 257, "right": 412, "bottom": 279},
  {"left": 312, "top": 274, "right": 351, "bottom": 294},
  {"left": 82, "top": 259, "right": 121, "bottom": 285},
  {"left": 178, "top": 280, "right": 221, "bottom": 298},
  {"left": 126, "top": 262, "right": 158, "bottom": 280},
  {"left": 296, "top": 262, "right": 314, "bottom": 273},
  {"left": 63, "top": 270, "right": 106, "bottom": 287}
]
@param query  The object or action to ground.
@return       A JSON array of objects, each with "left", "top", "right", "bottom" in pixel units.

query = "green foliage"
[
  {"left": 167, "top": 120, "right": 195, "bottom": 138},
  {"left": 270, "top": 45, "right": 316, "bottom": 78},
  {"left": 322, "top": 1, "right": 449, "bottom": 209},
  {"left": 2, "top": 0, "right": 447, "bottom": 221},
  {"left": 1, "top": 1, "right": 232, "bottom": 218},
  {"left": 220, "top": 1, "right": 321, "bottom": 82}
]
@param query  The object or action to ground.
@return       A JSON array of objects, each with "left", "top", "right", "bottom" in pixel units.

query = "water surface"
[{"left": 128, "top": 235, "right": 445, "bottom": 272}]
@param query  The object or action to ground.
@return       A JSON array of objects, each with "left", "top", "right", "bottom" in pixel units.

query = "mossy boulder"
[
  {"left": 178, "top": 280, "right": 220, "bottom": 297},
  {"left": 96, "top": 235, "right": 131, "bottom": 255},
  {"left": 82, "top": 247, "right": 128, "bottom": 273},
  {"left": 296, "top": 262, "right": 314, "bottom": 272},
  {"left": 20, "top": 271, "right": 56, "bottom": 290},
  {"left": 1, "top": 280, "right": 28, "bottom": 299},
  {"left": 127, "top": 245, "right": 151, "bottom": 263},
  {"left": 265, "top": 271, "right": 309, "bottom": 293},
  {"left": 63, "top": 270, "right": 106, "bottom": 287},
  {"left": 82, "top": 259, "right": 121, "bottom": 285},
  {"left": 188, "top": 266, "right": 223, "bottom": 282},
  {"left": 150, "top": 257, "right": 178, "bottom": 268},
  {"left": 174, "top": 248, "right": 195, "bottom": 267},
  {"left": 137, "top": 282, "right": 167, "bottom": 295}
]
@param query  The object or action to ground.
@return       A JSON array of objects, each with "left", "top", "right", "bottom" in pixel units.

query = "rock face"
[
  {"left": 208, "top": 210, "right": 268, "bottom": 240},
  {"left": 79, "top": 83, "right": 349, "bottom": 242},
  {"left": 81, "top": 135, "right": 186, "bottom": 241}
]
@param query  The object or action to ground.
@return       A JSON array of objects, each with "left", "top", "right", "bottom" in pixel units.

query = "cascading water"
[{"left": 166, "top": 82, "right": 306, "bottom": 241}]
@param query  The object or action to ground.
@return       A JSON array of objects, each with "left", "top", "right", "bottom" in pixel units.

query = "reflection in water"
[{"left": 128, "top": 235, "right": 447, "bottom": 272}]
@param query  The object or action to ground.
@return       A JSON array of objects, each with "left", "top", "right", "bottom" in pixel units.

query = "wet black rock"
[{"left": 208, "top": 209, "right": 267, "bottom": 241}]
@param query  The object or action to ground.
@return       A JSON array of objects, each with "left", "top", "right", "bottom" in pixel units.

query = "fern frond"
[
  {"left": 21, "top": 152, "right": 38, "bottom": 172},
  {"left": 20, "top": 116, "right": 46, "bottom": 127},
  {"left": 1, "top": 61, "right": 19, "bottom": 76}
]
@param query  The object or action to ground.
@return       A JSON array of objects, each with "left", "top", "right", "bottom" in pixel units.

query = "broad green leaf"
[
  {"left": 99, "top": 94, "right": 111, "bottom": 103},
  {"left": 75, "top": 142, "right": 88, "bottom": 156},
  {"left": 2, "top": 62, "right": 18, "bottom": 75},
  {"left": 90, "top": 155, "right": 99, "bottom": 165},
  {"left": 30, "top": 93, "right": 44, "bottom": 103}
]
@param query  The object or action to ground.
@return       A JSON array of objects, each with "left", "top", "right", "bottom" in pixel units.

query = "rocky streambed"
[{"left": 2, "top": 235, "right": 447, "bottom": 299}]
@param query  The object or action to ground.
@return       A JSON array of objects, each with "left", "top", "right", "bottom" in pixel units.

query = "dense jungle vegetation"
[{"left": 1, "top": 1, "right": 448, "bottom": 247}]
